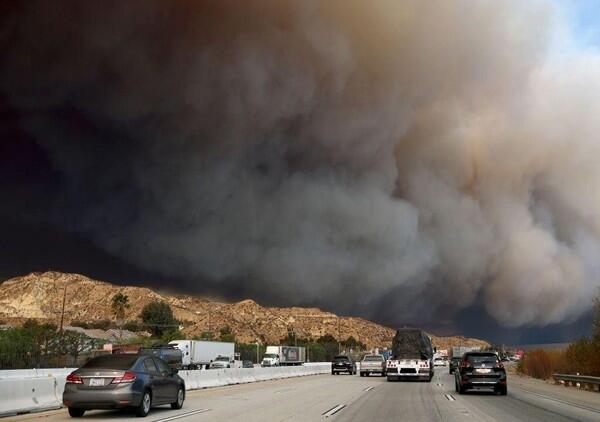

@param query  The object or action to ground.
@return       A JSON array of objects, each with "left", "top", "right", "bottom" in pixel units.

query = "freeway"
[{"left": 11, "top": 371, "right": 600, "bottom": 421}]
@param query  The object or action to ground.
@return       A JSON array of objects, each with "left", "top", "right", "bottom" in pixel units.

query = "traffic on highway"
[
  {"left": 6, "top": 329, "right": 600, "bottom": 421},
  {"left": 4, "top": 1, "right": 600, "bottom": 420},
  {"left": 9, "top": 359, "right": 600, "bottom": 421}
]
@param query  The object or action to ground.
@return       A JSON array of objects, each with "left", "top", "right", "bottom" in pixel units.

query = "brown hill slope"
[{"left": 0, "top": 272, "right": 489, "bottom": 350}]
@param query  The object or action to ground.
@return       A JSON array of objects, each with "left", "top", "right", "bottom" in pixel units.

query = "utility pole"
[
  {"left": 59, "top": 283, "right": 67, "bottom": 334},
  {"left": 338, "top": 317, "right": 341, "bottom": 354},
  {"left": 59, "top": 283, "right": 67, "bottom": 366}
]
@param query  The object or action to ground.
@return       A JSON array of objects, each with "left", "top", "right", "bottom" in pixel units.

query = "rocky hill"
[{"left": 0, "top": 272, "right": 489, "bottom": 350}]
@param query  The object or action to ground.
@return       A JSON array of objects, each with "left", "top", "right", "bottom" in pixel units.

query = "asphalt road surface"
[{"left": 12, "top": 370, "right": 600, "bottom": 421}]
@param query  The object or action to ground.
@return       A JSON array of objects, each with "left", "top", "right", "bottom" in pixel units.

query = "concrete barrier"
[
  {"left": 178, "top": 363, "right": 331, "bottom": 390},
  {"left": 0, "top": 377, "right": 62, "bottom": 417},
  {"left": 0, "top": 368, "right": 76, "bottom": 379},
  {"left": 0, "top": 363, "right": 331, "bottom": 417}
]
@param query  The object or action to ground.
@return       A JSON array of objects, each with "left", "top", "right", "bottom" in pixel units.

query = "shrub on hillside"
[{"left": 517, "top": 349, "right": 566, "bottom": 379}]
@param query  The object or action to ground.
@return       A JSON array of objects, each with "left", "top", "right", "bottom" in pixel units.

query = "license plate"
[
  {"left": 476, "top": 368, "right": 491, "bottom": 374},
  {"left": 89, "top": 378, "right": 104, "bottom": 386}
]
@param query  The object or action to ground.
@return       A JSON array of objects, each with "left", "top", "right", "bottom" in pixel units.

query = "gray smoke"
[{"left": 2, "top": 0, "right": 600, "bottom": 327}]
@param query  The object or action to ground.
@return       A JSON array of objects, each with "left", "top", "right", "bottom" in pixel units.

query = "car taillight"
[
  {"left": 66, "top": 374, "right": 83, "bottom": 384},
  {"left": 495, "top": 362, "right": 504, "bottom": 369},
  {"left": 112, "top": 371, "right": 136, "bottom": 384},
  {"left": 459, "top": 360, "right": 471, "bottom": 369}
]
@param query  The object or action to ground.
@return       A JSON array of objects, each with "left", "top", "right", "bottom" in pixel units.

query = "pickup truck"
[
  {"left": 209, "top": 354, "right": 242, "bottom": 369},
  {"left": 360, "top": 354, "right": 386, "bottom": 377}
]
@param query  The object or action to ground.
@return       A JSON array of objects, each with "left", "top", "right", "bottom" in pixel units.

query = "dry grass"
[{"left": 517, "top": 340, "right": 600, "bottom": 379}]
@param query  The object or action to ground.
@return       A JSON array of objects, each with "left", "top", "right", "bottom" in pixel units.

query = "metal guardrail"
[{"left": 553, "top": 373, "right": 600, "bottom": 392}]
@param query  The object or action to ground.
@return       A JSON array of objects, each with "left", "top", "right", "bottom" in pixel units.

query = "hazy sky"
[{"left": 1, "top": 1, "right": 600, "bottom": 345}]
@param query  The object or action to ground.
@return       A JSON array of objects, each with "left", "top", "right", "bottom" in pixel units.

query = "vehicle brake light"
[
  {"left": 495, "top": 362, "right": 504, "bottom": 369},
  {"left": 112, "top": 371, "right": 136, "bottom": 384},
  {"left": 66, "top": 374, "right": 83, "bottom": 384}
]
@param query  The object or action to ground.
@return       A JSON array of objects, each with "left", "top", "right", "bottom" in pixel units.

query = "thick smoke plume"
[{"left": 2, "top": 0, "right": 600, "bottom": 327}]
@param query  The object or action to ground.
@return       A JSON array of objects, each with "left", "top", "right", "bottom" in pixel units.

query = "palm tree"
[{"left": 111, "top": 293, "right": 131, "bottom": 341}]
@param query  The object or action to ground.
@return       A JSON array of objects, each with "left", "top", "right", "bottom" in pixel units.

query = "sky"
[
  {"left": 559, "top": 0, "right": 600, "bottom": 49},
  {"left": 2, "top": 1, "right": 600, "bottom": 345}
]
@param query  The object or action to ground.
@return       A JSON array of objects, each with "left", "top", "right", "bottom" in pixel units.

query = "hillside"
[{"left": 0, "top": 272, "right": 489, "bottom": 350}]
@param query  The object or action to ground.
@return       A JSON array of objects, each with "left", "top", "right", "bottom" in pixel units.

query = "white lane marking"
[
  {"left": 445, "top": 394, "right": 456, "bottom": 401},
  {"left": 322, "top": 404, "right": 347, "bottom": 417},
  {"left": 151, "top": 408, "right": 211, "bottom": 421},
  {"left": 363, "top": 386, "right": 375, "bottom": 392}
]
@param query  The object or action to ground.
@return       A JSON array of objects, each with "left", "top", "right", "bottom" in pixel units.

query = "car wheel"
[
  {"left": 458, "top": 384, "right": 466, "bottom": 395},
  {"left": 68, "top": 407, "right": 85, "bottom": 418},
  {"left": 499, "top": 386, "right": 507, "bottom": 396},
  {"left": 359, "top": 372, "right": 364, "bottom": 377},
  {"left": 171, "top": 386, "right": 185, "bottom": 409},
  {"left": 136, "top": 390, "right": 152, "bottom": 417}
]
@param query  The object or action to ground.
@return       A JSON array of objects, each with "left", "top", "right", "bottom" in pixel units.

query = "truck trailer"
[
  {"left": 169, "top": 340, "right": 235, "bottom": 370},
  {"left": 261, "top": 346, "right": 306, "bottom": 366},
  {"left": 386, "top": 328, "right": 435, "bottom": 382},
  {"left": 451, "top": 346, "right": 481, "bottom": 359}
]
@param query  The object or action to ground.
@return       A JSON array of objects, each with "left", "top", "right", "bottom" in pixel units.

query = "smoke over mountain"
[{"left": 2, "top": 0, "right": 600, "bottom": 328}]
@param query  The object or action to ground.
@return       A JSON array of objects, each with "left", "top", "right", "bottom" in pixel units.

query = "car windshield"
[
  {"left": 334, "top": 356, "right": 349, "bottom": 362},
  {"left": 215, "top": 356, "right": 229, "bottom": 362},
  {"left": 363, "top": 355, "right": 383, "bottom": 362},
  {"left": 263, "top": 354, "right": 277, "bottom": 358},
  {"left": 467, "top": 354, "right": 498, "bottom": 365},
  {"left": 82, "top": 355, "right": 138, "bottom": 369}
]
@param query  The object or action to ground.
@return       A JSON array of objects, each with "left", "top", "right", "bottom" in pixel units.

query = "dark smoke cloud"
[{"left": 2, "top": 0, "right": 600, "bottom": 328}]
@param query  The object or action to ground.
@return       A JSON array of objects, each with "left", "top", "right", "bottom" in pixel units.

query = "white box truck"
[
  {"left": 169, "top": 340, "right": 235, "bottom": 369},
  {"left": 261, "top": 346, "right": 306, "bottom": 366}
]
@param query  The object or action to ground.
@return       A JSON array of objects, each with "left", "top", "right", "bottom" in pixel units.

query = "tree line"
[
  {"left": 0, "top": 293, "right": 369, "bottom": 368},
  {"left": 518, "top": 296, "right": 600, "bottom": 378}
]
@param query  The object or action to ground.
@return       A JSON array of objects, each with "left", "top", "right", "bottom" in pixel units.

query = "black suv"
[
  {"left": 455, "top": 352, "right": 507, "bottom": 395},
  {"left": 331, "top": 355, "right": 356, "bottom": 375}
]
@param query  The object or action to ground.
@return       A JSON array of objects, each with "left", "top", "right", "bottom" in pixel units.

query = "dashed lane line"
[
  {"left": 322, "top": 404, "right": 347, "bottom": 417},
  {"left": 445, "top": 393, "right": 456, "bottom": 401},
  {"left": 151, "top": 408, "right": 211, "bottom": 422}
]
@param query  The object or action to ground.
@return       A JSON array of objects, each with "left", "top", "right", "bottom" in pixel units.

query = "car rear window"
[
  {"left": 363, "top": 356, "right": 383, "bottom": 361},
  {"left": 334, "top": 356, "right": 350, "bottom": 362},
  {"left": 83, "top": 355, "right": 138, "bottom": 369},
  {"left": 466, "top": 354, "right": 498, "bottom": 365}
]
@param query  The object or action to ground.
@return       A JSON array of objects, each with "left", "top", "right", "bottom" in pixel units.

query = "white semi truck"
[
  {"left": 261, "top": 346, "right": 306, "bottom": 366},
  {"left": 169, "top": 340, "right": 236, "bottom": 370}
]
